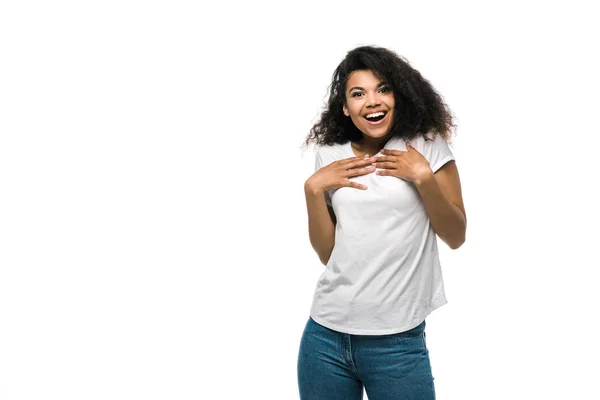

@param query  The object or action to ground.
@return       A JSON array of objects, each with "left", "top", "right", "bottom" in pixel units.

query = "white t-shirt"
[{"left": 309, "top": 133, "right": 455, "bottom": 335}]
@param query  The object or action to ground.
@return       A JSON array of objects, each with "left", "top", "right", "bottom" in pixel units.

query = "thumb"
[{"left": 406, "top": 142, "right": 413, "bottom": 150}]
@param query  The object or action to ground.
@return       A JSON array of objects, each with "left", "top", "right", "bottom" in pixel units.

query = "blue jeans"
[{"left": 297, "top": 316, "right": 436, "bottom": 400}]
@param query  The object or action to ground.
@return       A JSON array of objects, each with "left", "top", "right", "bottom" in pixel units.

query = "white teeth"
[{"left": 366, "top": 111, "right": 385, "bottom": 119}]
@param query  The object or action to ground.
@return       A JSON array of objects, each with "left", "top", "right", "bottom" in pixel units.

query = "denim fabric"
[{"left": 297, "top": 316, "right": 435, "bottom": 400}]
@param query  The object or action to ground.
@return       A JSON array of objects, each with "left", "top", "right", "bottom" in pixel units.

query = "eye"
[
  {"left": 379, "top": 86, "right": 391, "bottom": 93},
  {"left": 351, "top": 92, "right": 364, "bottom": 97}
]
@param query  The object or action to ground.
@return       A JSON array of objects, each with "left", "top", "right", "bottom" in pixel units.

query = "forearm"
[
  {"left": 414, "top": 172, "right": 466, "bottom": 249},
  {"left": 304, "top": 183, "right": 335, "bottom": 265}
]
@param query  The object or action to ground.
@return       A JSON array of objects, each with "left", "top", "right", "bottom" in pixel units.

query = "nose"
[{"left": 365, "top": 92, "right": 381, "bottom": 107}]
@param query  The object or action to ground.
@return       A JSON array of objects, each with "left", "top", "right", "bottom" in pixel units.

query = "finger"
[
  {"left": 347, "top": 157, "right": 377, "bottom": 169},
  {"left": 340, "top": 157, "right": 367, "bottom": 166},
  {"left": 344, "top": 154, "right": 370, "bottom": 161},
  {"left": 340, "top": 159, "right": 375, "bottom": 173},
  {"left": 375, "top": 161, "right": 395, "bottom": 169},
  {"left": 375, "top": 155, "right": 398, "bottom": 162},
  {"left": 402, "top": 143, "right": 419, "bottom": 153},
  {"left": 345, "top": 180, "right": 368, "bottom": 190},
  {"left": 347, "top": 164, "right": 376, "bottom": 176}
]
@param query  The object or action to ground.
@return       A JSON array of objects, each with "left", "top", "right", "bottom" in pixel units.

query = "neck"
[{"left": 353, "top": 134, "right": 393, "bottom": 154}]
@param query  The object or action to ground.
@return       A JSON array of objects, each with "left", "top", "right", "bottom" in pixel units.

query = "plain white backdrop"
[{"left": 1, "top": 1, "right": 599, "bottom": 399}]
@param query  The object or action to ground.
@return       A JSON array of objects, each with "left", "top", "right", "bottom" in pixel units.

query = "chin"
[{"left": 363, "top": 128, "right": 393, "bottom": 138}]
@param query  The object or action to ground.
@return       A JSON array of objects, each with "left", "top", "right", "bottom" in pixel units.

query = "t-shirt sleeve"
[
  {"left": 314, "top": 149, "right": 333, "bottom": 206},
  {"left": 423, "top": 134, "right": 456, "bottom": 173}
]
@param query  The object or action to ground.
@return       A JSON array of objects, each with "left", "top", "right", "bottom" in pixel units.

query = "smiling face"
[{"left": 343, "top": 69, "right": 395, "bottom": 141}]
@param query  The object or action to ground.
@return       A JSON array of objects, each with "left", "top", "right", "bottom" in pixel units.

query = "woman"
[{"left": 298, "top": 45, "right": 467, "bottom": 399}]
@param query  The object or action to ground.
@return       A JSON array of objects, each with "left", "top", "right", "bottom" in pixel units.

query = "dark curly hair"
[{"left": 302, "top": 45, "right": 456, "bottom": 149}]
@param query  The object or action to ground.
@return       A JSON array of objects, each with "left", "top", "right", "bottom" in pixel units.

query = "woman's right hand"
[{"left": 305, "top": 155, "right": 377, "bottom": 193}]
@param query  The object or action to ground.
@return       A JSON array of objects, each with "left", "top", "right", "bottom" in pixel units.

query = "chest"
[{"left": 331, "top": 172, "right": 424, "bottom": 221}]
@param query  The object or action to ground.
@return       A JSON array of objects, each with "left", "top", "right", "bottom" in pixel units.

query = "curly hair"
[{"left": 303, "top": 45, "right": 456, "bottom": 149}]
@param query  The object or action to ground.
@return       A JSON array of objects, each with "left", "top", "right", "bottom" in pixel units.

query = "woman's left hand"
[{"left": 375, "top": 142, "right": 432, "bottom": 183}]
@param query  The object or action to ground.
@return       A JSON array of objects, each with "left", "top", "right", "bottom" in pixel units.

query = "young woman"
[{"left": 298, "top": 45, "right": 467, "bottom": 399}]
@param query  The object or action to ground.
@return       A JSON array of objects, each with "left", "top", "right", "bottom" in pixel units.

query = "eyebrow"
[{"left": 348, "top": 82, "right": 388, "bottom": 93}]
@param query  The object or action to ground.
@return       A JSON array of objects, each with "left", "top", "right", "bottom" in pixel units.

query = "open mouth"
[{"left": 364, "top": 111, "right": 387, "bottom": 124}]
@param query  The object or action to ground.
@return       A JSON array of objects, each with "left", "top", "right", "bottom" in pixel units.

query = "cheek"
[
  {"left": 348, "top": 105, "right": 363, "bottom": 119},
  {"left": 350, "top": 114, "right": 364, "bottom": 126}
]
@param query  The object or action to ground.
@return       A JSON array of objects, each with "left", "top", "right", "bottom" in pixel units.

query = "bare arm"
[
  {"left": 414, "top": 160, "right": 466, "bottom": 249},
  {"left": 305, "top": 154, "right": 376, "bottom": 264},
  {"left": 304, "top": 184, "right": 336, "bottom": 265}
]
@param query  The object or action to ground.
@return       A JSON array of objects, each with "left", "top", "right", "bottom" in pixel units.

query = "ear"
[{"left": 343, "top": 104, "right": 350, "bottom": 116}]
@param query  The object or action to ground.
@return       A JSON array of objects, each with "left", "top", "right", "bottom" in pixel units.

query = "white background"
[{"left": 1, "top": 1, "right": 599, "bottom": 399}]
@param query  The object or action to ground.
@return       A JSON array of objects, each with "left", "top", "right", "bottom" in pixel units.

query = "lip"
[{"left": 364, "top": 111, "right": 388, "bottom": 126}]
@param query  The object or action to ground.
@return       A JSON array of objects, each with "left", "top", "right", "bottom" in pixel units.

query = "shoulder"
[
  {"left": 412, "top": 131, "right": 450, "bottom": 148},
  {"left": 407, "top": 132, "right": 453, "bottom": 156},
  {"left": 419, "top": 131, "right": 456, "bottom": 172},
  {"left": 383, "top": 133, "right": 440, "bottom": 153},
  {"left": 316, "top": 141, "right": 349, "bottom": 163}
]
